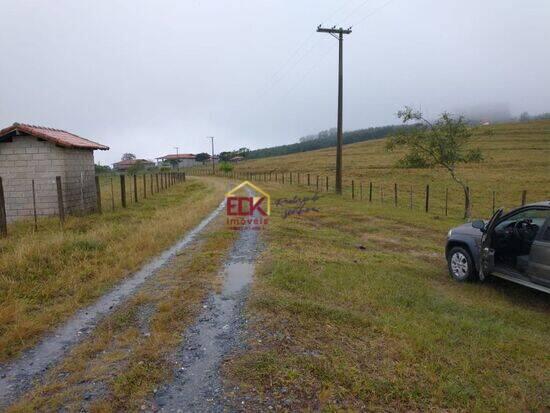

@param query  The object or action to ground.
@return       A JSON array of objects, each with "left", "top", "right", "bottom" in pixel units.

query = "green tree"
[
  {"left": 195, "top": 152, "right": 211, "bottom": 163},
  {"left": 519, "top": 111, "right": 530, "bottom": 122},
  {"left": 387, "top": 107, "right": 483, "bottom": 219},
  {"left": 95, "top": 164, "right": 111, "bottom": 174},
  {"left": 219, "top": 161, "right": 233, "bottom": 173},
  {"left": 121, "top": 153, "right": 136, "bottom": 161}
]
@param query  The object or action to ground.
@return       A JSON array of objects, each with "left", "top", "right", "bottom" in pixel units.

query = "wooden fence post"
[
  {"left": 110, "top": 177, "right": 115, "bottom": 210},
  {"left": 316, "top": 175, "right": 319, "bottom": 191},
  {"left": 282, "top": 173, "right": 285, "bottom": 184},
  {"left": 394, "top": 183, "right": 398, "bottom": 207},
  {"left": 120, "top": 175, "right": 127, "bottom": 208},
  {"left": 133, "top": 175, "right": 138, "bottom": 202},
  {"left": 521, "top": 190, "right": 527, "bottom": 206},
  {"left": 0, "top": 177, "right": 7, "bottom": 237},
  {"left": 307, "top": 173, "right": 310, "bottom": 186},
  {"left": 325, "top": 176, "right": 329, "bottom": 192},
  {"left": 369, "top": 182, "right": 373, "bottom": 202},
  {"left": 290, "top": 172, "right": 293, "bottom": 185},
  {"left": 143, "top": 174, "right": 147, "bottom": 199},
  {"left": 425, "top": 184, "right": 430, "bottom": 213},
  {"left": 352, "top": 180, "right": 355, "bottom": 200},
  {"left": 360, "top": 182, "right": 363, "bottom": 200},
  {"left": 95, "top": 176, "right": 102, "bottom": 213},
  {"left": 183, "top": 172, "right": 186, "bottom": 182},
  {"left": 32, "top": 179, "right": 38, "bottom": 230},
  {"left": 297, "top": 173, "right": 300, "bottom": 184},
  {"left": 56, "top": 176, "right": 65, "bottom": 225}
]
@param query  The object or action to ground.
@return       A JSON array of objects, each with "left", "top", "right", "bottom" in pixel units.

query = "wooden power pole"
[
  {"left": 207, "top": 136, "right": 215, "bottom": 175},
  {"left": 317, "top": 25, "right": 352, "bottom": 195}
]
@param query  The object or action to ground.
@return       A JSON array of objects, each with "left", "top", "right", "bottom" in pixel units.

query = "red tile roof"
[
  {"left": 0, "top": 123, "right": 109, "bottom": 150},
  {"left": 156, "top": 154, "right": 196, "bottom": 160}
]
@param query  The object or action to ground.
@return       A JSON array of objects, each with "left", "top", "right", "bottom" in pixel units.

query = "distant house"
[
  {"left": 156, "top": 154, "right": 197, "bottom": 169},
  {"left": 229, "top": 156, "right": 244, "bottom": 163},
  {"left": 0, "top": 122, "right": 109, "bottom": 222},
  {"left": 112, "top": 159, "right": 155, "bottom": 172}
]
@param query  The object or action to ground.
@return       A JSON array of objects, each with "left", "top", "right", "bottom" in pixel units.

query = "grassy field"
[
  {"left": 216, "top": 120, "right": 550, "bottom": 218},
  {"left": 224, "top": 182, "right": 550, "bottom": 411},
  {"left": 0, "top": 177, "right": 227, "bottom": 362}
]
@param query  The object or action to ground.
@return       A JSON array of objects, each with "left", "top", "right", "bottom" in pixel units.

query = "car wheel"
[{"left": 447, "top": 247, "right": 476, "bottom": 282}]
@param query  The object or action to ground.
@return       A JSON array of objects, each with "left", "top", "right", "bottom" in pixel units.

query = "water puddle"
[
  {"left": 0, "top": 200, "right": 226, "bottom": 408},
  {"left": 223, "top": 262, "right": 254, "bottom": 295}
]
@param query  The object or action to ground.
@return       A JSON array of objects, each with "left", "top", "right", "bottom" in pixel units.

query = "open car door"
[{"left": 479, "top": 208, "right": 504, "bottom": 280}]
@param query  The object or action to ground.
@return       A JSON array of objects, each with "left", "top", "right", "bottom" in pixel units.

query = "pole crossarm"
[{"left": 316, "top": 26, "right": 352, "bottom": 34}]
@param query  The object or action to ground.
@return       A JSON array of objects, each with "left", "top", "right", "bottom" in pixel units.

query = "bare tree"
[{"left": 387, "top": 107, "right": 483, "bottom": 219}]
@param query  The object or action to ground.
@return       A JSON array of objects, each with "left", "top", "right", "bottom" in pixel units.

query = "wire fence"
[
  {"left": 187, "top": 167, "right": 549, "bottom": 220},
  {"left": 0, "top": 172, "right": 186, "bottom": 237}
]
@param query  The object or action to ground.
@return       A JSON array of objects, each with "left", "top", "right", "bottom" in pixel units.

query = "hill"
[
  {"left": 231, "top": 120, "right": 550, "bottom": 218},
  {"left": 246, "top": 124, "right": 407, "bottom": 160}
]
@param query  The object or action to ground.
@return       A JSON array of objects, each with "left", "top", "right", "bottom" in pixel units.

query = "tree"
[
  {"left": 95, "top": 164, "right": 111, "bottom": 174},
  {"left": 387, "top": 107, "right": 483, "bottom": 219},
  {"left": 121, "top": 153, "right": 136, "bottom": 161},
  {"left": 195, "top": 152, "right": 211, "bottom": 163},
  {"left": 519, "top": 112, "right": 530, "bottom": 122},
  {"left": 218, "top": 151, "right": 233, "bottom": 162},
  {"left": 219, "top": 161, "right": 233, "bottom": 173}
]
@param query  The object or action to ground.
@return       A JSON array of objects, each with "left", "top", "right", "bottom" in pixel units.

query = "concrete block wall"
[{"left": 0, "top": 136, "right": 98, "bottom": 222}]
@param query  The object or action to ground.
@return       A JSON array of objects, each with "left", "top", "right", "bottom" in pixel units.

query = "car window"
[{"left": 495, "top": 208, "right": 550, "bottom": 231}]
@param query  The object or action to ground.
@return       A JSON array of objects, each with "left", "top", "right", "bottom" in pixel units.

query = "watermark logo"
[{"left": 226, "top": 181, "right": 270, "bottom": 230}]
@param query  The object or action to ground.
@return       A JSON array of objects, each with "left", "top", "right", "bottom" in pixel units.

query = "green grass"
[
  {"left": 224, "top": 182, "right": 550, "bottom": 411},
  {"left": 0, "top": 177, "right": 228, "bottom": 363},
  {"left": 219, "top": 120, "right": 550, "bottom": 218}
]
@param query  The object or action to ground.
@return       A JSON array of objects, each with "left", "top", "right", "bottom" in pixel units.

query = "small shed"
[{"left": 0, "top": 123, "right": 109, "bottom": 222}]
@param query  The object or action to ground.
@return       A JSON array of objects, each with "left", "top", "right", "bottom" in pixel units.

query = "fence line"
[
  {"left": 186, "top": 166, "right": 544, "bottom": 220},
  {"left": 0, "top": 172, "right": 186, "bottom": 237}
]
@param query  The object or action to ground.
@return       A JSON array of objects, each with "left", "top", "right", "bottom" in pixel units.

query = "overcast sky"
[{"left": 1, "top": 0, "right": 549, "bottom": 165}]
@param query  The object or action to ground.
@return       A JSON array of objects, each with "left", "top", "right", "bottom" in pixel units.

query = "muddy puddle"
[
  {"left": 0, "top": 201, "right": 226, "bottom": 408},
  {"left": 154, "top": 223, "right": 261, "bottom": 412}
]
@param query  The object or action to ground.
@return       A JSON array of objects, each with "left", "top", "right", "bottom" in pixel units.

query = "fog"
[{"left": 1, "top": 0, "right": 549, "bottom": 165}]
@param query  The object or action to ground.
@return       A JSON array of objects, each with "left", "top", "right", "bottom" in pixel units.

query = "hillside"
[
  {"left": 246, "top": 124, "right": 406, "bottom": 160},
  {"left": 231, "top": 120, "right": 550, "bottom": 217}
]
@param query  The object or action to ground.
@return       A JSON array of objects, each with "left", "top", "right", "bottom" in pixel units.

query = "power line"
[{"left": 350, "top": 0, "right": 398, "bottom": 28}]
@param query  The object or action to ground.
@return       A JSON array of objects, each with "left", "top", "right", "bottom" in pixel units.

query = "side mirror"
[{"left": 471, "top": 220, "right": 485, "bottom": 231}]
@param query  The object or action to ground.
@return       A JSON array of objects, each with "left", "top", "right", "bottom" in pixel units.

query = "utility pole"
[
  {"left": 207, "top": 137, "right": 215, "bottom": 174},
  {"left": 317, "top": 25, "right": 352, "bottom": 195},
  {"left": 174, "top": 146, "right": 180, "bottom": 170}
]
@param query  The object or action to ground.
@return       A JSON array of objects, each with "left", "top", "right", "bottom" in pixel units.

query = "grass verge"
[
  {"left": 7, "top": 216, "right": 237, "bottom": 412},
  {"left": 224, "top": 181, "right": 550, "bottom": 411},
  {"left": 0, "top": 177, "right": 228, "bottom": 362}
]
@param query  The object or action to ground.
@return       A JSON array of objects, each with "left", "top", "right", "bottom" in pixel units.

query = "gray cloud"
[{"left": 1, "top": 0, "right": 549, "bottom": 165}]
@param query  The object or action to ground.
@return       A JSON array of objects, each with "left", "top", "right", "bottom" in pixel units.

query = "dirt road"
[
  {"left": 154, "top": 224, "right": 261, "bottom": 412},
  {"left": 0, "top": 200, "right": 226, "bottom": 409}
]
